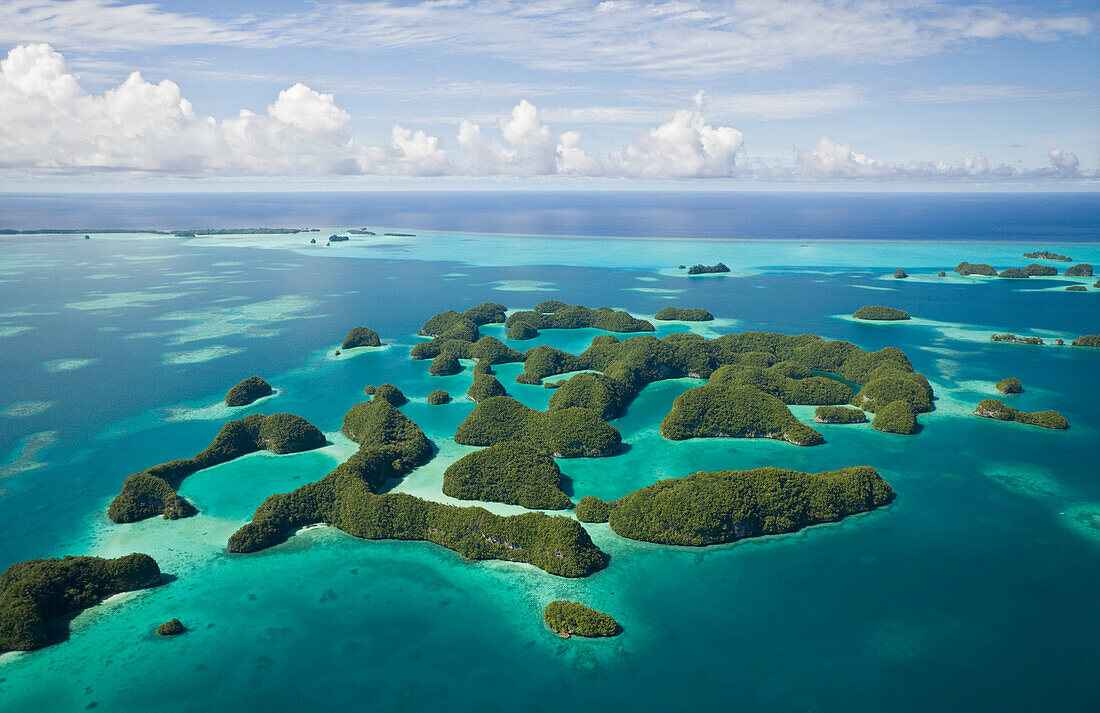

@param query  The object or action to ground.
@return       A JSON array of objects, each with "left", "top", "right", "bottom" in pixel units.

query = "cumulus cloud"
[{"left": 612, "top": 91, "right": 743, "bottom": 177}]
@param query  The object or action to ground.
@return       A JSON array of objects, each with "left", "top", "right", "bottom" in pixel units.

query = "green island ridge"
[
  {"left": 466, "top": 370, "right": 507, "bottom": 402},
  {"left": 1065, "top": 263, "right": 1093, "bottom": 277},
  {"left": 893, "top": 269, "right": 908, "bottom": 279},
  {"left": 871, "top": 400, "right": 919, "bottom": 434},
  {"left": 1023, "top": 251, "right": 1072, "bottom": 261},
  {"left": 543, "top": 601, "right": 619, "bottom": 638},
  {"left": 573, "top": 496, "right": 613, "bottom": 523},
  {"left": 686, "top": 263, "right": 730, "bottom": 275},
  {"left": 443, "top": 442, "right": 572, "bottom": 510},
  {"left": 955, "top": 262, "right": 998, "bottom": 276},
  {"left": 507, "top": 322, "right": 539, "bottom": 340},
  {"left": 347, "top": 229, "right": 375, "bottom": 235},
  {"left": 1072, "top": 334, "right": 1100, "bottom": 347},
  {"left": 427, "top": 389, "right": 450, "bottom": 405},
  {"left": 852, "top": 305, "right": 910, "bottom": 321},
  {"left": 603, "top": 466, "right": 894, "bottom": 546},
  {"left": 364, "top": 383, "right": 408, "bottom": 406},
  {"left": 1022, "top": 264, "right": 1058, "bottom": 276},
  {"left": 654, "top": 307, "right": 714, "bottom": 321},
  {"left": 991, "top": 334, "right": 1043, "bottom": 345},
  {"left": 225, "top": 376, "right": 273, "bottom": 407},
  {"left": 430, "top": 352, "right": 462, "bottom": 376},
  {"left": 227, "top": 399, "right": 606, "bottom": 577},
  {"left": 974, "top": 399, "right": 1069, "bottom": 429},
  {"left": 996, "top": 377, "right": 1023, "bottom": 395},
  {"left": 814, "top": 406, "right": 868, "bottom": 424},
  {"left": 328, "top": 234, "right": 349, "bottom": 243},
  {"left": 661, "top": 383, "right": 825, "bottom": 446},
  {"left": 455, "top": 396, "right": 622, "bottom": 457},
  {"left": 0, "top": 554, "right": 161, "bottom": 651},
  {"left": 998, "top": 268, "right": 1029, "bottom": 279},
  {"left": 157, "top": 618, "right": 184, "bottom": 636},
  {"left": 1066, "top": 286, "right": 1086, "bottom": 292},
  {"left": 505, "top": 302, "right": 655, "bottom": 334},
  {"left": 108, "top": 413, "right": 326, "bottom": 523},
  {"left": 341, "top": 326, "right": 381, "bottom": 349}
]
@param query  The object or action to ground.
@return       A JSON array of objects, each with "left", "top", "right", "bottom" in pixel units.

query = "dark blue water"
[{"left": 1, "top": 191, "right": 1098, "bottom": 241}]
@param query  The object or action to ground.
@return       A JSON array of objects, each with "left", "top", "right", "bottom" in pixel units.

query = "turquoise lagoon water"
[{"left": 0, "top": 193, "right": 1098, "bottom": 711}]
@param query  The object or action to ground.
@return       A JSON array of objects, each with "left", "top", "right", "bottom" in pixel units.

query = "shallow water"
[{"left": 0, "top": 193, "right": 1098, "bottom": 712}]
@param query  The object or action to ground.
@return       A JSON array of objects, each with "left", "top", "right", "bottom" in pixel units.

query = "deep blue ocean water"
[{"left": 0, "top": 192, "right": 1097, "bottom": 712}]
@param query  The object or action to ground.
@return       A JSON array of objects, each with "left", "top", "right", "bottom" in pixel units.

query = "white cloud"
[
  {"left": 899, "top": 84, "right": 1088, "bottom": 104},
  {"left": 1048, "top": 148, "right": 1080, "bottom": 177},
  {"left": 612, "top": 91, "right": 743, "bottom": 177},
  {"left": 797, "top": 137, "right": 887, "bottom": 179}
]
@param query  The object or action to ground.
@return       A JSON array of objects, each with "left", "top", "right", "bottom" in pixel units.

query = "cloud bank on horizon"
[{"left": 0, "top": 0, "right": 1096, "bottom": 185}]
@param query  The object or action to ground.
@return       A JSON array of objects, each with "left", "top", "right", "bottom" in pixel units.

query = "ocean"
[{"left": 0, "top": 191, "right": 1097, "bottom": 712}]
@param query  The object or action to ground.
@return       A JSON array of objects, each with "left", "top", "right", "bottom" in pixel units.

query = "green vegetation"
[
  {"left": 505, "top": 304, "right": 654, "bottom": 334},
  {"left": 654, "top": 307, "right": 714, "bottom": 321},
  {"left": 974, "top": 399, "right": 1068, "bottom": 429},
  {"left": 1066, "top": 285, "right": 1086, "bottom": 292},
  {"left": 543, "top": 601, "right": 619, "bottom": 638},
  {"left": 1022, "top": 264, "right": 1058, "bottom": 276},
  {"left": 157, "top": 618, "right": 184, "bottom": 636},
  {"left": 574, "top": 496, "right": 612, "bottom": 523},
  {"left": 991, "top": 334, "right": 1043, "bottom": 345},
  {"left": 1072, "top": 334, "right": 1100, "bottom": 347},
  {"left": 413, "top": 335, "right": 524, "bottom": 364},
  {"left": 852, "top": 306, "right": 910, "bottom": 321},
  {"left": 709, "top": 364, "right": 853, "bottom": 405},
  {"left": 225, "top": 376, "right": 273, "bottom": 407},
  {"left": 851, "top": 369, "right": 933, "bottom": 413},
  {"left": 443, "top": 442, "right": 571, "bottom": 509},
  {"left": 998, "top": 268, "right": 1028, "bottom": 279},
  {"left": 341, "top": 326, "right": 381, "bottom": 349},
  {"left": 430, "top": 352, "right": 462, "bottom": 376},
  {"left": 428, "top": 389, "right": 450, "bottom": 405},
  {"left": 466, "top": 371, "right": 507, "bottom": 402},
  {"left": 1065, "top": 263, "right": 1093, "bottom": 277},
  {"left": 661, "top": 384, "right": 824, "bottom": 445},
  {"left": 455, "top": 396, "right": 621, "bottom": 457},
  {"left": 814, "top": 406, "right": 867, "bottom": 424},
  {"left": 417, "top": 302, "right": 507, "bottom": 344},
  {"left": 996, "top": 378, "right": 1023, "bottom": 395},
  {"left": 347, "top": 229, "right": 375, "bottom": 235},
  {"left": 507, "top": 322, "right": 539, "bottom": 340},
  {"left": 893, "top": 269, "right": 908, "bottom": 279},
  {"left": 328, "top": 235, "right": 349, "bottom": 242},
  {"left": 548, "top": 372, "right": 632, "bottom": 420},
  {"left": 365, "top": 383, "right": 408, "bottom": 406},
  {"left": 955, "top": 262, "right": 998, "bottom": 276},
  {"left": 0, "top": 554, "right": 161, "bottom": 651},
  {"left": 607, "top": 466, "right": 894, "bottom": 546},
  {"left": 1023, "top": 251, "right": 1071, "bottom": 261},
  {"left": 687, "top": 263, "right": 730, "bottom": 275},
  {"left": 109, "top": 413, "right": 326, "bottom": 523},
  {"left": 871, "top": 400, "right": 918, "bottom": 434}
]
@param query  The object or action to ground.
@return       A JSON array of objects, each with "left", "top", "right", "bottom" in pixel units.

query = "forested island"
[
  {"left": 109, "top": 413, "right": 326, "bottom": 522},
  {"left": 655, "top": 307, "right": 714, "bottom": 321},
  {"left": 0, "top": 554, "right": 160, "bottom": 651},
  {"left": 996, "top": 378, "right": 1023, "bottom": 395},
  {"left": 225, "top": 376, "right": 273, "bottom": 407},
  {"left": 341, "top": 327, "right": 382, "bottom": 349},
  {"left": 443, "top": 442, "right": 571, "bottom": 509},
  {"left": 1065, "top": 263, "right": 1093, "bottom": 277},
  {"left": 1023, "top": 251, "right": 1072, "bottom": 261},
  {"left": 815, "top": 406, "right": 868, "bottom": 424},
  {"left": 686, "top": 263, "right": 730, "bottom": 275},
  {"left": 1072, "top": 335, "right": 1100, "bottom": 347},
  {"left": 991, "top": 334, "right": 1043, "bottom": 345},
  {"left": 505, "top": 302, "right": 654, "bottom": 333},
  {"left": 852, "top": 305, "right": 910, "bottom": 321},
  {"left": 955, "top": 262, "right": 998, "bottom": 276},
  {"left": 543, "top": 601, "right": 619, "bottom": 638},
  {"left": 974, "top": 400, "right": 1069, "bottom": 429}
]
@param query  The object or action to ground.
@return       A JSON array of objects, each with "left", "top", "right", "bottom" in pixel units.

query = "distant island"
[
  {"left": 991, "top": 333, "right": 1043, "bottom": 345},
  {"left": 1072, "top": 334, "right": 1100, "bottom": 347},
  {"left": 852, "top": 305, "right": 910, "bottom": 321},
  {"left": 505, "top": 302, "right": 654, "bottom": 334},
  {"left": 686, "top": 263, "right": 730, "bottom": 275},
  {"left": 1023, "top": 251, "right": 1072, "bottom": 261},
  {"left": 347, "top": 229, "right": 375, "bottom": 235},
  {"left": 543, "top": 601, "right": 619, "bottom": 638},
  {"left": 974, "top": 399, "right": 1068, "bottom": 429},
  {"left": 654, "top": 306, "right": 714, "bottom": 321},
  {"left": 893, "top": 268, "right": 908, "bottom": 279},
  {"left": 225, "top": 376, "right": 273, "bottom": 407},
  {"left": 341, "top": 326, "right": 382, "bottom": 349},
  {"left": 996, "top": 377, "right": 1023, "bottom": 395},
  {"left": 814, "top": 406, "right": 867, "bottom": 424},
  {"left": 1065, "top": 263, "right": 1093, "bottom": 277},
  {"left": 955, "top": 262, "right": 998, "bottom": 276}
]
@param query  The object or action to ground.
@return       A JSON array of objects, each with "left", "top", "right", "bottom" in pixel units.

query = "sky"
[{"left": 0, "top": 0, "right": 1097, "bottom": 190}]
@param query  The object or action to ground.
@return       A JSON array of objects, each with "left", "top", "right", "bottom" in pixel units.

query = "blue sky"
[{"left": 0, "top": 0, "right": 1097, "bottom": 189}]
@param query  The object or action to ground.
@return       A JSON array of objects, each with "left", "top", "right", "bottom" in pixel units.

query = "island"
[
  {"left": 1072, "top": 335, "right": 1100, "bottom": 347},
  {"left": 456, "top": 396, "right": 621, "bottom": 457},
  {"left": 466, "top": 370, "right": 507, "bottom": 402},
  {"left": 328, "top": 234, "right": 349, "bottom": 242},
  {"left": 1023, "top": 251, "right": 1072, "bottom": 261},
  {"left": 991, "top": 333, "right": 1043, "bottom": 345},
  {"left": 427, "top": 389, "right": 450, "bottom": 405},
  {"left": 341, "top": 327, "right": 382, "bottom": 349},
  {"left": 226, "top": 399, "right": 607, "bottom": 578},
  {"left": 505, "top": 302, "right": 655, "bottom": 334},
  {"left": 814, "top": 406, "right": 868, "bottom": 424},
  {"left": 1066, "top": 286, "right": 1086, "bottom": 292},
  {"left": 543, "top": 601, "right": 619, "bottom": 638},
  {"left": 606, "top": 466, "right": 894, "bottom": 546},
  {"left": 574, "top": 496, "right": 613, "bottom": 523},
  {"left": 157, "top": 618, "right": 185, "bottom": 636},
  {"left": 384, "top": 233, "right": 415, "bottom": 237},
  {"left": 0, "top": 554, "right": 161, "bottom": 651},
  {"left": 998, "top": 268, "right": 1028, "bottom": 279},
  {"left": 429, "top": 352, "right": 462, "bottom": 376},
  {"left": 507, "top": 322, "right": 539, "bottom": 340},
  {"left": 108, "top": 413, "right": 326, "bottom": 523},
  {"left": 661, "top": 383, "right": 825, "bottom": 446},
  {"left": 654, "top": 307, "right": 714, "bottom": 321},
  {"left": 996, "top": 377, "right": 1023, "bottom": 395},
  {"left": 974, "top": 399, "right": 1068, "bottom": 429},
  {"left": 347, "top": 229, "right": 375, "bottom": 235},
  {"left": 364, "top": 383, "right": 408, "bottom": 406},
  {"left": 225, "top": 376, "right": 273, "bottom": 407},
  {"left": 871, "top": 400, "right": 918, "bottom": 434},
  {"left": 955, "top": 262, "right": 998, "bottom": 276},
  {"left": 852, "top": 305, "right": 910, "bottom": 321},
  {"left": 687, "top": 263, "right": 730, "bottom": 275},
  {"left": 893, "top": 269, "right": 908, "bottom": 279},
  {"left": 1022, "top": 264, "right": 1058, "bottom": 276},
  {"left": 1065, "top": 263, "right": 1093, "bottom": 277},
  {"left": 443, "top": 442, "right": 572, "bottom": 510}
]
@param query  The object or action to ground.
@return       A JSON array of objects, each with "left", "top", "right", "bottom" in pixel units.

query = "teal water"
[{"left": 0, "top": 200, "right": 1099, "bottom": 711}]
